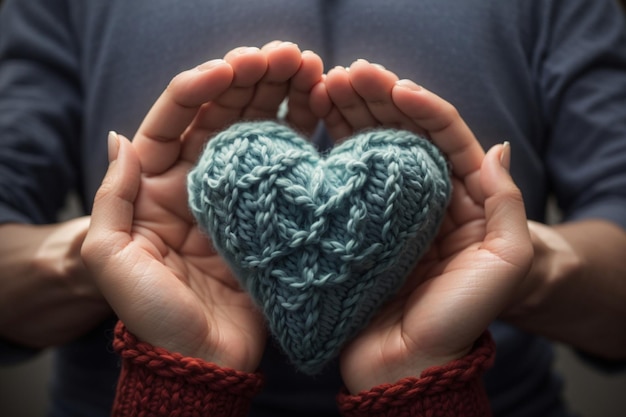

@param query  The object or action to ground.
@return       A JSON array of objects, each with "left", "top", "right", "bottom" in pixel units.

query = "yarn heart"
[{"left": 187, "top": 121, "right": 451, "bottom": 374}]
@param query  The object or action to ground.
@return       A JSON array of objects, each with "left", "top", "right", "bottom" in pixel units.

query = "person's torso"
[{"left": 56, "top": 1, "right": 573, "bottom": 415}]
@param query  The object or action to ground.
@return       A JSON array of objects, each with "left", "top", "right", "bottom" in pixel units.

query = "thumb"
[
  {"left": 480, "top": 142, "right": 533, "bottom": 272},
  {"left": 82, "top": 132, "right": 140, "bottom": 267}
]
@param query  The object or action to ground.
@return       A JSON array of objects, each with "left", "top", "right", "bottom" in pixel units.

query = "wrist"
[
  {"left": 33, "top": 217, "right": 92, "bottom": 284},
  {"left": 502, "top": 220, "right": 583, "bottom": 319},
  {"left": 503, "top": 220, "right": 626, "bottom": 358},
  {"left": 112, "top": 322, "right": 264, "bottom": 416},
  {"left": 0, "top": 218, "right": 110, "bottom": 348},
  {"left": 338, "top": 332, "right": 495, "bottom": 417}
]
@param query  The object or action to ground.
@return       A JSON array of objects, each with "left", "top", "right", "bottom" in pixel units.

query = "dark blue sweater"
[{"left": 2, "top": 0, "right": 626, "bottom": 416}]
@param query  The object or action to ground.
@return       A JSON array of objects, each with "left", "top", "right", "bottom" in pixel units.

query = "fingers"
[
  {"left": 347, "top": 60, "right": 417, "bottom": 131},
  {"left": 132, "top": 46, "right": 486, "bottom": 210},
  {"left": 480, "top": 143, "right": 533, "bottom": 268},
  {"left": 320, "top": 60, "right": 410, "bottom": 140},
  {"left": 323, "top": 65, "right": 378, "bottom": 139},
  {"left": 392, "top": 80, "right": 485, "bottom": 199},
  {"left": 83, "top": 132, "right": 140, "bottom": 262},
  {"left": 285, "top": 49, "right": 324, "bottom": 135},
  {"left": 242, "top": 42, "right": 324, "bottom": 135},
  {"left": 244, "top": 41, "right": 302, "bottom": 119},
  {"left": 319, "top": 61, "right": 484, "bottom": 198},
  {"left": 395, "top": 145, "right": 531, "bottom": 361},
  {"left": 83, "top": 132, "right": 190, "bottom": 341},
  {"left": 132, "top": 60, "right": 234, "bottom": 175},
  {"left": 188, "top": 47, "right": 268, "bottom": 136},
  {"left": 183, "top": 42, "right": 323, "bottom": 161},
  {"left": 131, "top": 40, "right": 323, "bottom": 183},
  {"left": 177, "top": 47, "right": 268, "bottom": 162}
]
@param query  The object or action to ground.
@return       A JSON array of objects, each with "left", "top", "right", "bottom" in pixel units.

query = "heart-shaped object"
[{"left": 187, "top": 121, "right": 451, "bottom": 374}]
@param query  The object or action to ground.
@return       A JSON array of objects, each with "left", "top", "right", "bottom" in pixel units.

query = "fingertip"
[
  {"left": 300, "top": 50, "right": 324, "bottom": 78},
  {"left": 302, "top": 49, "right": 320, "bottom": 59},
  {"left": 261, "top": 40, "right": 282, "bottom": 49},
  {"left": 223, "top": 48, "right": 267, "bottom": 86},
  {"left": 196, "top": 58, "right": 229, "bottom": 72},
  {"left": 109, "top": 132, "right": 140, "bottom": 189},
  {"left": 92, "top": 132, "right": 140, "bottom": 232},
  {"left": 264, "top": 42, "right": 303, "bottom": 82},
  {"left": 486, "top": 142, "right": 511, "bottom": 175},
  {"left": 500, "top": 141, "right": 511, "bottom": 172},
  {"left": 322, "top": 66, "right": 350, "bottom": 100},
  {"left": 309, "top": 80, "right": 332, "bottom": 118},
  {"left": 262, "top": 40, "right": 299, "bottom": 50},
  {"left": 394, "top": 79, "right": 423, "bottom": 92},
  {"left": 225, "top": 46, "right": 261, "bottom": 59},
  {"left": 392, "top": 81, "right": 431, "bottom": 113},
  {"left": 348, "top": 58, "right": 370, "bottom": 71},
  {"left": 481, "top": 143, "right": 518, "bottom": 199},
  {"left": 107, "top": 131, "right": 119, "bottom": 163},
  {"left": 480, "top": 143, "right": 532, "bottom": 267},
  {"left": 328, "top": 65, "right": 348, "bottom": 76}
]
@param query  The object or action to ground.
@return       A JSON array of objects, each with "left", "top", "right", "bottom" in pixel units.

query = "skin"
[
  {"left": 82, "top": 45, "right": 534, "bottom": 393},
  {"left": 0, "top": 41, "right": 324, "bottom": 353},
  {"left": 312, "top": 60, "right": 534, "bottom": 392},
  {"left": 4, "top": 37, "right": 623, "bottom": 401},
  {"left": 504, "top": 219, "right": 626, "bottom": 359},
  {"left": 0, "top": 217, "right": 111, "bottom": 348},
  {"left": 315, "top": 60, "right": 626, "bottom": 364},
  {"left": 82, "top": 42, "right": 325, "bottom": 372}
]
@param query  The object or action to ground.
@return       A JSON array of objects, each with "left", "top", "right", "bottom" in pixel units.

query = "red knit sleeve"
[
  {"left": 337, "top": 331, "right": 495, "bottom": 417},
  {"left": 111, "top": 321, "right": 264, "bottom": 417}
]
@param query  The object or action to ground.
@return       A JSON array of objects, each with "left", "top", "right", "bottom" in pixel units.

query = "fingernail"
[
  {"left": 238, "top": 46, "right": 260, "bottom": 54},
  {"left": 395, "top": 79, "right": 423, "bottom": 91},
  {"left": 500, "top": 141, "right": 511, "bottom": 172},
  {"left": 263, "top": 40, "right": 282, "bottom": 48},
  {"left": 196, "top": 59, "right": 226, "bottom": 71},
  {"left": 107, "top": 131, "right": 119, "bottom": 163},
  {"left": 372, "top": 63, "right": 386, "bottom": 70}
]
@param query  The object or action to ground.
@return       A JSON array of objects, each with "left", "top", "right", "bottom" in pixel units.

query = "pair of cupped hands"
[{"left": 81, "top": 41, "right": 533, "bottom": 394}]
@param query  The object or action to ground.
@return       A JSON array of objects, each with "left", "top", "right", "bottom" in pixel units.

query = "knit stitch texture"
[
  {"left": 337, "top": 331, "right": 495, "bottom": 417},
  {"left": 187, "top": 121, "right": 452, "bottom": 374},
  {"left": 111, "top": 322, "right": 263, "bottom": 417}
]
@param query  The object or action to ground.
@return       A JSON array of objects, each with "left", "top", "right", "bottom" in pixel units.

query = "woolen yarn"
[{"left": 187, "top": 121, "right": 451, "bottom": 374}]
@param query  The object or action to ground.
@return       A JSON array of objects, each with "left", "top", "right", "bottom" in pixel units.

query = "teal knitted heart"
[{"left": 187, "top": 121, "right": 451, "bottom": 374}]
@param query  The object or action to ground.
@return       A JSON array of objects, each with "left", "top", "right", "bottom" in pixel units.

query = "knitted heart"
[{"left": 187, "top": 121, "right": 451, "bottom": 374}]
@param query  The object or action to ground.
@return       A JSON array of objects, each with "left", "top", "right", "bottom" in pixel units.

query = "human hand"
[
  {"left": 0, "top": 217, "right": 112, "bottom": 348},
  {"left": 319, "top": 61, "right": 533, "bottom": 393},
  {"left": 81, "top": 42, "right": 323, "bottom": 371},
  {"left": 165, "top": 40, "right": 324, "bottom": 162}
]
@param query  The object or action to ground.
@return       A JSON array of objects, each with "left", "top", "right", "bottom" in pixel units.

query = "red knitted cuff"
[
  {"left": 337, "top": 331, "right": 495, "bottom": 417},
  {"left": 111, "top": 321, "right": 263, "bottom": 417}
]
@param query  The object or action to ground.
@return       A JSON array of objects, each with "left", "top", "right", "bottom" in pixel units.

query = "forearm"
[
  {"left": 504, "top": 219, "right": 626, "bottom": 359},
  {"left": 0, "top": 218, "right": 111, "bottom": 348}
]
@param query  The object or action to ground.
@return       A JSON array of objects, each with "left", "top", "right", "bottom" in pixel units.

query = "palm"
[
  {"left": 342, "top": 154, "right": 532, "bottom": 391},
  {"left": 339, "top": 177, "right": 481, "bottom": 388},
  {"left": 85, "top": 42, "right": 324, "bottom": 371},
  {"left": 115, "top": 159, "right": 265, "bottom": 371},
  {"left": 315, "top": 60, "right": 532, "bottom": 393}
]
